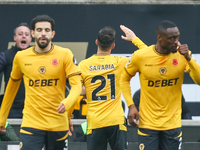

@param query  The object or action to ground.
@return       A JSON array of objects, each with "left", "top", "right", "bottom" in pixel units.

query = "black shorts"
[
  {"left": 138, "top": 128, "right": 182, "bottom": 150},
  {"left": 20, "top": 127, "right": 68, "bottom": 150},
  {"left": 87, "top": 124, "right": 127, "bottom": 150}
]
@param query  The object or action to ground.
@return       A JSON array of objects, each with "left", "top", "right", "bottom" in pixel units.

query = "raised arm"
[
  {"left": 179, "top": 44, "right": 200, "bottom": 85},
  {"left": 120, "top": 25, "right": 147, "bottom": 49}
]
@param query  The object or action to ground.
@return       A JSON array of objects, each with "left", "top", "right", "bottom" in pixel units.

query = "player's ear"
[
  {"left": 157, "top": 34, "right": 162, "bottom": 42},
  {"left": 95, "top": 39, "right": 98, "bottom": 45},
  {"left": 51, "top": 31, "right": 56, "bottom": 38},
  {"left": 13, "top": 35, "right": 16, "bottom": 42},
  {"left": 111, "top": 43, "right": 115, "bottom": 49},
  {"left": 31, "top": 30, "right": 35, "bottom": 38}
]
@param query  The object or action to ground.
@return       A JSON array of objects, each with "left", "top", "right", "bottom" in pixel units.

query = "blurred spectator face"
[{"left": 14, "top": 26, "right": 32, "bottom": 49}]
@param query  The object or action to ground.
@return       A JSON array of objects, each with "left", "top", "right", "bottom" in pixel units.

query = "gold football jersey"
[
  {"left": 79, "top": 55, "right": 129, "bottom": 130},
  {"left": 0, "top": 45, "right": 81, "bottom": 131},
  {"left": 79, "top": 37, "right": 147, "bottom": 130},
  {"left": 121, "top": 45, "right": 200, "bottom": 130}
]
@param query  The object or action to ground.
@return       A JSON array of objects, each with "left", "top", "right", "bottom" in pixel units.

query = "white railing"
[{"left": 7, "top": 119, "right": 200, "bottom": 126}]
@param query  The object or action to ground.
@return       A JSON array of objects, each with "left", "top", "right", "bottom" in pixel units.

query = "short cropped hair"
[
  {"left": 97, "top": 26, "right": 116, "bottom": 51},
  {"left": 156, "top": 20, "right": 177, "bottom": 35},
  {"left": 14, "top": 22, "right": 30, "bottom": 35},
  {"left": 31, "top": 14, "right": 55, "bottom": 31}
]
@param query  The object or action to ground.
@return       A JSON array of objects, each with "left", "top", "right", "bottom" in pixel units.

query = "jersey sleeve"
[
  {"left": 61, "top": 74, "right": 82, "bottom": 113},
  {"left": 0, "top": 53, "right": 23, "bottom": 127},
  {"left": 10, "top": 53, "right": 23, "bottom": 80},
  {"left": 65, "top": 50, "right": 81, "bottom": 78},
  {"left": 0, "top": 78, "right": 21, "bottom": 127},
  {"left": 132, "top": 37, "right": 148, "bottom": 50},
  {"left": 186, "top": 57, "right": 200, "bottom": 85},
  {"left": 67, "top": 102, "right": 76, "bottom": 120},
  {"left": 78, "top": 61, "right": 86, "bottom": 80},
  {"left": 61, "top": 50, "right": 82, "bottom": 113},
  {"left": 120, "top": 52, "right": 140, "bottom": 107}
]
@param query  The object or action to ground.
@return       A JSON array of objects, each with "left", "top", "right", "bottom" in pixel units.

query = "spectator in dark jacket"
[{"left": 0, "top": 22, "right": 32, "bottom": 118}]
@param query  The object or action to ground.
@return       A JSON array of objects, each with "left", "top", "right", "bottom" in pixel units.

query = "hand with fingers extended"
[
  {"left": 120, "top": 25, "right": 137, "bottom": 42},
  {"left": 128, "top": 104, "right": 139, "bottom": 127}
]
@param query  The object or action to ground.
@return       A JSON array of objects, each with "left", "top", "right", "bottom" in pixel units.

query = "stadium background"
[{"left": 0, "top": 0, "right": 200, "bottom": 149}]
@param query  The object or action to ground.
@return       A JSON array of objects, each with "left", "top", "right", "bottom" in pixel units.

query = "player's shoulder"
[
  {"left": 79, "top": 55, "right": 93, "bottom": 65},
  {"left": 53, "top": 45, "right": 72, "bottom": 54},
  {"left": 133, "top": 45, "right": 154, "bottom": 56},
  {"left": 111, "top": 55, "right": 130, "bottom": 63},
  {"left": 15, "top": 46, "right": 34, "bottom": 56},
  {"left": 79, "top": 54, "right": 128, "bottom": 66}
]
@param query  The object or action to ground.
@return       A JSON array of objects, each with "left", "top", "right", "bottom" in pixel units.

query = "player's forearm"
[
  {"left": 67, "top": 103, "right": 76, "bottom": 119},
  {"left": 61, "top": 75, "right": 82, "bottom": 111},
  {"left": 132, "top": 37, "right": 148, "bottom": 50},
  {"left": 120, "top": 71, "right": 134, "bottom": 107},
  {"left": 187, "top": 58, "right": 200, "bottom": 85},
  {"left": 0, "top": 78, "right": 21, "bottom": 126}
]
